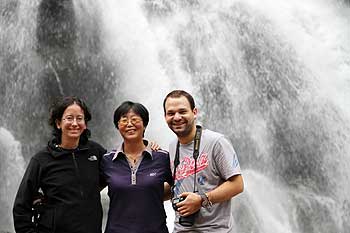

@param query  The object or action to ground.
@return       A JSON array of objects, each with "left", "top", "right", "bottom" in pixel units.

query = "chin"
[
  {"left": 124, "top": 134, "right": 142, "bottom": 141},
  {"left": 67, "top": 133, "right": 82, "bottom": 138},
  {"left": 172, "top": 129, "right": 185, "bottom": 136}
]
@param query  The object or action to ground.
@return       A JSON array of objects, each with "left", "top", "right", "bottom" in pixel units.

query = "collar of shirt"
[{"left": 112, "top": 140, "right": 153, "bottom": 161}]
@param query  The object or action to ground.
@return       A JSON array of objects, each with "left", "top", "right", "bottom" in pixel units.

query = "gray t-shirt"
[{"left": 169, "top": 129, "right": 241, "bottom": 233}]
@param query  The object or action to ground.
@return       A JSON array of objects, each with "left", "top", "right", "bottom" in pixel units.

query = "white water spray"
[
  {"left": 1, "top": 0, "right": 350, "bottom": 232},
  {"left": 0, "top": 128, "right": 26, "bottom": 233}
]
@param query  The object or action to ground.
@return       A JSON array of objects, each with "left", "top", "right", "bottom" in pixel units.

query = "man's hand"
[
  {"left": 176, "top": 192, "right": 202, "bottom": 216},
  {"left": 149, "top": 141, "right": 160, "bottom": 151}
]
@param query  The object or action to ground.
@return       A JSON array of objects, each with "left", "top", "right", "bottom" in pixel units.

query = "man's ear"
[{"left": 193, "top": 107, "right": 198, "bottom": 119}]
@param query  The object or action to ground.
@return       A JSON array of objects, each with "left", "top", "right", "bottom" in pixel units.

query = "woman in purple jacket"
[{"left": 101, "top": 101, "right": 173, "bottom": 233}]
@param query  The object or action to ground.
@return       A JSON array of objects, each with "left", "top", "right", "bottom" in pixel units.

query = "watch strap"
[{"left": 200, "top": 192, "right": 212, "bottom": 208}]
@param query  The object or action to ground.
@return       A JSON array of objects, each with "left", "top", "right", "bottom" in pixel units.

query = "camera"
[
  {"left": 171, "top": 196, "right": 185, "bottom": 211},
  {"left": 171, "top": 196, "right": 197, "bottom": 227}
]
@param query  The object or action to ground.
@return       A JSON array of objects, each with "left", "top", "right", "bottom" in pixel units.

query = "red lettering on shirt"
[{"left": 174, "top": 153, "right": 209, "bottom": 181}]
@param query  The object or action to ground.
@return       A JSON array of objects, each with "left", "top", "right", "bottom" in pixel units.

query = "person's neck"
[
  {"left": 123, "top": 140, "right": 146, "bottom": 160},
  {"left": 60, "top": 138, "right": 79, "bottom": 149},
  {"left": 178, "top": 126, "right": 197, "bottom": 145}
]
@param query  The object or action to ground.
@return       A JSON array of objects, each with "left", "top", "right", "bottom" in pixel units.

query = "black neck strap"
[{"left": 172, "top": 125, "right": 202, "bottom": 196}]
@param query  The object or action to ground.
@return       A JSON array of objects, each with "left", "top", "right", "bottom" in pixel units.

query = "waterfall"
[
  {"left": 0, "top": 128, "right": 25, "bottom": 233},
  {"left": 1, "top": 0, "right": 349, "bottom": 232}
]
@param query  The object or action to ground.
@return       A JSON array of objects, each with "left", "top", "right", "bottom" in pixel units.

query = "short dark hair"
[
  {"left": 49, "top": 96, "right": 91, "bottom": 144},
  {"left": 163, "top": 90, "right": 195, "bottom": 114},
  {"left": 113, "top": 101, "right": 149, "bottom": 129}
]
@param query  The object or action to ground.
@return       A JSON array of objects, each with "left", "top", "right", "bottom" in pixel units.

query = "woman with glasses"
[
  {"left": 101, "top": 101, "right": 173, "bottom": 233},
  {"left": 13, "top": 96, "right": 106, "bottom": 233}
]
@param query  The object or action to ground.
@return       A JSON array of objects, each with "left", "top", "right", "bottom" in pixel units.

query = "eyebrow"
[
  {"left": 120, "top": 115, "right": 141, "bottom": 118},
  {"left": 63, "top": 115, "right": 85, "bottom": 118},
  {"left": 167, "top": 107, "right": 188, "bottom": 112}
]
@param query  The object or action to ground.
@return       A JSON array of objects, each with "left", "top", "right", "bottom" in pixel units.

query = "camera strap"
[{"left": 172, "top": 125, "right": 202, "bottom": 196}]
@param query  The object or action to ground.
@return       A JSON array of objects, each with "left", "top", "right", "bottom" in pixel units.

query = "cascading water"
[
  {"left": 0, "top": 128, "right": 25, "bottom": 232},
  {"left": 1, "top": 0, "right": 349, "bottom": 232}
]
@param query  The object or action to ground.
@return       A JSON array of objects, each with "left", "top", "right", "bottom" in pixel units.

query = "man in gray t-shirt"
[{"left": 163, "top": 90, "right": 244, "bottom": 233}]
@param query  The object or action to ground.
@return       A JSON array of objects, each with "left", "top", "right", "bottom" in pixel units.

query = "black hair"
[
  {"left": 163, "top": 89, "right": 196, "bottom": 114},
  {"left": 113, "top": 101, "right": 149, "bottom": 129},
  {"left": 49, "top": 96, "right": 91, "bottom": 144}
]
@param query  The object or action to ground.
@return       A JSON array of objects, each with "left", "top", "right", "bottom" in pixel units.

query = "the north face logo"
[{"left": 88, "top": 155, "right": 97, "bottom": 161}]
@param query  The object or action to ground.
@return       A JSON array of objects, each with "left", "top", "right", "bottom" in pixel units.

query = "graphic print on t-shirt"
[{"left": 174, "top": 153, "right": 209, "bottom": 181}]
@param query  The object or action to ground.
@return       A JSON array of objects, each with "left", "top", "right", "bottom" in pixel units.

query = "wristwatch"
[{"left": 199, "top": 192, "right": 212, "bottom": 209}]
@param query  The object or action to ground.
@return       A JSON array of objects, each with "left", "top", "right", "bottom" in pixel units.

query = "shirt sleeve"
[
  {"left": 164, "top": 152, "right": 174, "bottom": 186},
  {"left": 99, "top": 152, "right": 109, "bottom": 190},
  {"left": 213, "top": 136, "right": 241, "bottom": 180},
  {"left": 96, "top": 144, "right": 107, "bottom": 190},
  {"left": 13, "top": 157, "right": 42, "bottom": 233}
]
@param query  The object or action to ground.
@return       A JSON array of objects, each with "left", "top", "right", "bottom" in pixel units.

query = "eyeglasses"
[
  {"left": 62, "top": 115, "right": 85, "bottom": 124},
  {"left": 118, "top": 116, "right": 143, "bottom": 126}
]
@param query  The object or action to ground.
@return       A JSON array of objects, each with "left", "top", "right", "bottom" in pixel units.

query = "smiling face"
[
  {"left": 56, "top": 103, "right": 86, "bottom": 146},
  {"left": 164, "top": 96, "right": 197, "bottom": 138},
  {"left": 117, "top": 109, "right": 145, "bottom": 143}
]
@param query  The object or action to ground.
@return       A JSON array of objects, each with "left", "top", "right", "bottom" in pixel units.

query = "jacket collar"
[
  {"left": 48, "top": 138, "right": 89, "bottom": 158},
  {"left": 112, "top": 139, "right": 153, "bottom": 161}
]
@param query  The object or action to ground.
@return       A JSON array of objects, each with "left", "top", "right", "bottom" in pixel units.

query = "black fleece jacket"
[{"left": 13, "top": 139, "right": 106, "bottom": 233}]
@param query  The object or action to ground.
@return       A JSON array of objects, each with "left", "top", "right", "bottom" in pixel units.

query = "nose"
[
  {"left": 174, "top": 112, "right": 182, "bottom": 120},
  {"left": 125, "top": 119, "right": 135, "bottom": 127},
  {"left": 71, "top": 118, "right": 79, "bottom": 125}
]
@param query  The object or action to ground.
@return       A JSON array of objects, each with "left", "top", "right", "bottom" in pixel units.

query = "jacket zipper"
[{"left": 72, "top": 152, "right": 84, "bottom": 198}]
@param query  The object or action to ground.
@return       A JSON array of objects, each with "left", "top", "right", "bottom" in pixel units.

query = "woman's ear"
[{"left": 56, "top": 119, "right": 61, "bottom": 129}]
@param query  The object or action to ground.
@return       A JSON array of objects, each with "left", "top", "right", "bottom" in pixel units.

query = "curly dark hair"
[{"left": 49, "top": 96, "right": 91, "bottom": 144}]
